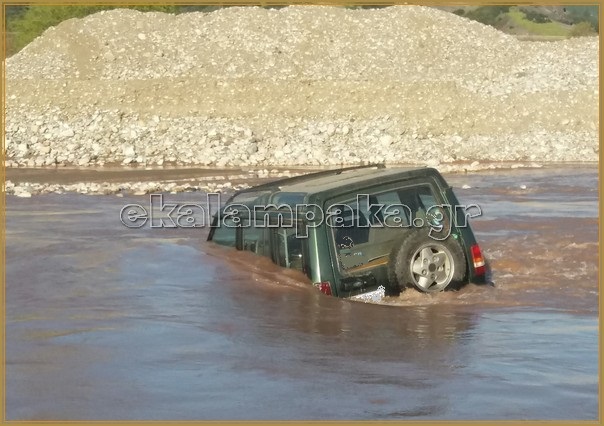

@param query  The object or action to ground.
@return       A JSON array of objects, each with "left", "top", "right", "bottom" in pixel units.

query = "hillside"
[
  {"left": 438, "top": 5, "right": 598, "bottom": 37},
  {"left": 5, "top": 6, "right": 599, "bottom": 169}
]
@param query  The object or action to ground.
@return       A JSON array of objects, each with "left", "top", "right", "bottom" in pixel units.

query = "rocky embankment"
[{"left": 4, "top": 6, "right": 599, "bottom": 195}]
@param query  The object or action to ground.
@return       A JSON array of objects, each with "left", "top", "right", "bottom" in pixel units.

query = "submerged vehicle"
[{"left": 208, "top": 164, "right": 488, "bottom": 298}]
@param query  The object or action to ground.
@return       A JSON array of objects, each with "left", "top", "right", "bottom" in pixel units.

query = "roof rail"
[{"left": 231, "top": 163, "right": 386, "bottom": 197}]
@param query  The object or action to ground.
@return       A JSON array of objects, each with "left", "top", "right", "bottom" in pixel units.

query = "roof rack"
[{"left": 231, "top": 163, "right": 386, "bottom": 197}]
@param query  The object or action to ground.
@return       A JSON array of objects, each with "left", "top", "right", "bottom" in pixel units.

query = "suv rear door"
[{"left": 324, "top": 178, "right": 447, "bottom": 296}]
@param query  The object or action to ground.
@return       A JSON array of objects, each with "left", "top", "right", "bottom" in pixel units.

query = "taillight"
[
  {"left": 314, "top": 281, "right": 332, "bottom": 296},
  {"left": 470, "top": 244, "right": 486, "bottom": 276}
]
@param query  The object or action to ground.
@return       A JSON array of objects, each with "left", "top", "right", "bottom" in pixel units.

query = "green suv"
[{"left": 208, "top": 165, "right": 488, "bottom": 298}]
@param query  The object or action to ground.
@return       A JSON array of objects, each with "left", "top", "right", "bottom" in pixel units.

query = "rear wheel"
[{"left": 388, "top": 230, "right": 466, "bottom": 293}]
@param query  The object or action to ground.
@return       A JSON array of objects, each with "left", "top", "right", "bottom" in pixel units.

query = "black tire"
[{"left": 388, "top": 229, "right": 466, "bottom": 293}]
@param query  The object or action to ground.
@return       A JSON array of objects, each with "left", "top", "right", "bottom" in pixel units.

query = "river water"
[{"left": 5, "top": 165, "right": 599, "bottom": 420}]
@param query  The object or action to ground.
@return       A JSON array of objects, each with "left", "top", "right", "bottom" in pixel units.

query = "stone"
[
  {"left": 14, "top": 188, "right": 32, "bottom": 198},
  {"left": 59, "top": 128, "right": 75, "bottom": 138},
  {"left": 123, "top": 145, "right": 136, "bottom": 157},
  {"left": 379, "top": 135, "right": 393, "bottom": 146}
]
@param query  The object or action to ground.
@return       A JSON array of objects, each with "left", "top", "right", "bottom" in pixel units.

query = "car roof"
[
  {"left": 228, "top": 165, "right": 443, "bottom": 207},
  {"left": 280, "top": 166, "right": 422, "bottom": 194}
]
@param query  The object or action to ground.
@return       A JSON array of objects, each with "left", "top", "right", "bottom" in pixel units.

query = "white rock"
[
  {"left": 59, "top": 128, "right": 75, "bottom": 138},
  {"left": 379, "top": 135, "right": 393, "bottom": 146},
  {"left": 122, "top": 145, "right": 136, "bottom": 157},
  {"left": 14, "top": 188, "right": 32, "bottom": 198}
]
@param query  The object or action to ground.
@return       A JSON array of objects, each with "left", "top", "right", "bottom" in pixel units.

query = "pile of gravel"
[{"left": 5, "top": 6, "right": 599, "bottom": 168}]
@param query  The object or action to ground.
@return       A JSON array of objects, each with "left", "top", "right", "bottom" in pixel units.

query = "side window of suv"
[
  {"left": 417, "top": 186, "right": 437, "bottom": 210},
  {"left": 233, "top": 220, "right": 306, "bottom": 273},
  {"left": 242, "top": 222, "right": 269, "bottom": 256},
  {"left": 211, "top": 216, "right": 237, "bottom": 247},
  {"left": 272, "top": 227, "right": 304, "bottom": 272}
]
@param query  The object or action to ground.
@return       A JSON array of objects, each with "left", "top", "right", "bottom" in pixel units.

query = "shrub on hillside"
[
  {"left": 565, "top": 6, "right": 599, "bottom": 32},
  {"left": 464, "top": 6, "right": 510, "bottom": 27},
  {"left": 521, "top": 8, "right": 551, "bottom": 24},
  {"left": 569, "top": 21, "right": 596, "bottom": 37}
]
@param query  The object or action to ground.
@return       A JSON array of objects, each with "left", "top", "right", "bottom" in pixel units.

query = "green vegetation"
[
  {"left": 520, "top": 8, "right": 550, "bottom": 24},
  {"left": 464, "top": 6, "right": 510, "bottom": 27},
  {"left": 459, "top": 5, "right": 598, "bottom": 37},
  {"left": 506, "top": 8, "right": 569, "bottom": 36},
  {"left": 569, "top": 21, "right": 597, "bottom": 38},
  {"left": 565, "top": 6, "right": 598, "bottom": 32}
]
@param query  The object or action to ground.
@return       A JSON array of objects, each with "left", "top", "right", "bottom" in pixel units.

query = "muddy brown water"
[{"left": 5, "top": 165, "right": 599, "bottom": 420}]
